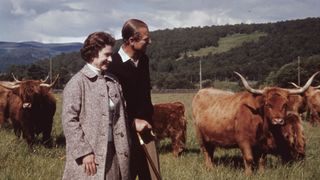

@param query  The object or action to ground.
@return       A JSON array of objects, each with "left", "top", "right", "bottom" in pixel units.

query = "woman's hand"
[{"left": 82, "top": 153, "right": 97, "bottom": 176}]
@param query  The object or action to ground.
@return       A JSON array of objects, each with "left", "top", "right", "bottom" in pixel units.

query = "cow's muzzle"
[
  {"left": 22, "top": 103, "right": 32, "bottom": 109},
  {"left": 272, "top": 118, "right": 284, "bottom": 125}
]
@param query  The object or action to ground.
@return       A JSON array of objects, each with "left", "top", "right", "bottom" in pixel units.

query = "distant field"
[
  {"left": 177, "top": 32, "right": 267, "bottom": 60},
  {"left": 1, "top": 92, "right": 319, "bottom": 180}
]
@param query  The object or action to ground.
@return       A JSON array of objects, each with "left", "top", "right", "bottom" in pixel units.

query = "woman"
[{"left": 62, "top": 32, "right": 130, "bottom": 180}]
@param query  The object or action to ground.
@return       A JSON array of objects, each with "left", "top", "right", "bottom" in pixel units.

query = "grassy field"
[
  {"left": 1, "top": 92, "right": 320, "bottom": 180},
  {"left": 177, "top": 32, "right": 267, "bottom": 60}
]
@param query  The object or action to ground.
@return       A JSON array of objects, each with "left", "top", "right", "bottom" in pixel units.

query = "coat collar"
[
  {"left": 80, "top": 64, "right": 97, "bottom": 79},
  {"left": 80, "top": 64, "right": 119, "bottom": 83}
]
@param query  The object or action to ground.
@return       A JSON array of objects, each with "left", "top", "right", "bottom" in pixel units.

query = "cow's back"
[{"left": 192, "top": 88, "right": 240, "bottom": 126}]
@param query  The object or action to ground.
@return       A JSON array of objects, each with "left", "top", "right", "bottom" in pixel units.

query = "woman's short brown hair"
[{"left": 80, "top": 32, "right": 115, "bottom": 62}]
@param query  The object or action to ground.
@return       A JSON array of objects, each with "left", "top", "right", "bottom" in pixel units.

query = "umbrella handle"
[
  {"left": 136, "top": 131, "right": 162, "bottom": 180},
  {"left": 137, "top": 130, "right": 156, "bottom": 145},
  {"left": 137, "top": 132, "right": 145, "bottom": 145}
]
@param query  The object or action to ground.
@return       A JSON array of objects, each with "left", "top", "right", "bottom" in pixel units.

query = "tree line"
[{"left": 1, "top": 17, "right": 319, "bottom": 89}]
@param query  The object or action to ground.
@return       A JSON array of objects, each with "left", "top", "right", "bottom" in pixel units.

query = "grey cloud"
[{"left": 0, "top": 0, "right": 319, "bottom": 43}]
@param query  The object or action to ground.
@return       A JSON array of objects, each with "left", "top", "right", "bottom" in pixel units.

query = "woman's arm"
[{"left": 62, "top": 77, "right": 93, "bottom": 164}]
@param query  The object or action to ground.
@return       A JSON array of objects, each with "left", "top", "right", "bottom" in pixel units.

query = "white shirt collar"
[
  {"left": 118, "top": 46, "right": 131, "bottom": 63},
  {"left": 118, "top": 46, "right": 139, "bottom": 67},
  {"left": 86, "top": 63, "right": 101, "bottom": 76}
]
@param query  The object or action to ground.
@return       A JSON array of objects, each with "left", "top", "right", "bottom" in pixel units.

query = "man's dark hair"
[
  {"left": 122, "top": 19, "right": 148, "bottom": 43},
  {"left": 80, "top": 32, "right": 115, "bottom": 62}
]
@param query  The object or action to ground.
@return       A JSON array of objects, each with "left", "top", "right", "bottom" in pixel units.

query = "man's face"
[
  {"left": 132, "top": 27, "right": 151, "bottom": 53},
  {"left": 91, "top": 45, "right": 113, "bottom": 71}
]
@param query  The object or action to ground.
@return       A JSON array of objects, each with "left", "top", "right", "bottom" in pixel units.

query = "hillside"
[
  {"left": 0, "top": 41, "right": 82, "bottom": 71},
  {"left": 149, "top": 17, "right": 320, "bottom": 88},
  {"left": 177, "top": 32, "right": 267, "bottom": 59},
  {"left": 1, "top": 17, "right": 319, "bottom": 89}
]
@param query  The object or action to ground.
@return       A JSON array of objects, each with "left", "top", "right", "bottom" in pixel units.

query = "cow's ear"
[
  {"left": 11, "top": 87, "right": 20, "bottom": 95},
  {"left": 40, "top": 86, "right": 51, "bottom": 94},
  {"left": 256, "top": 95, "right": 265, "bottom": 108},
  {"left": 245, "top": 95, "right": 264, "bottom": 110}
]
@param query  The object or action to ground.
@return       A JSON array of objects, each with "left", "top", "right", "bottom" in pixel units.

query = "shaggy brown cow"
[
  {"left": 288, "top": 94, "right": 307, "bottom": 114},
  {"left": 289, "top": 82, "right": 320, "bottom": 126},
  {"left": 153, "top": 102, "right": 187, "bottom": 157},
  {"left": 264, "top": 111, "right": 305, "bottom": 162},
  {"left": 192, "top": 72, "right": 318, "bottom": 175},
  {"left": 0, "top": 75, "right": 58, "bottom": 146},
  {"left": 0, "top": 85, "right": 12, "bottom": 126}
]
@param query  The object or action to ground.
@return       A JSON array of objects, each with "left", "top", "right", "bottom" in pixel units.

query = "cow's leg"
[
  {"left": 203, "top": 141, "right": 215, "bottom": 169},
  {"left": 14, "top": 122, "right": 22, "bottom": 138},
  {"left": 291, "top": 114, "right": 306, "bottom": 159},
  {"left": 195, "top": 126, "right": 214, "bottom": 168},
  {"left": 258, "top": 153, "right": 266, "bottom": 173},
  {"left": 0, "top": 112, "right": 4, "bottom": 127},
  {"left": 171, "top": 130, "right": 186, "bottom": 157},
  {"left": 21, "top": 121, "right": 34, "bottom": 147},
  {"left": 42, "top": 117, "right": 53, "bottom": 147},
  {"left": 239, "top": 143, "right": 254, "bottom": 175},
  {"left": 315, "top": 111, "right": 320, "bottom": 126},
  {"left": 310, "top": 110, "right": 319, "bottom": 126},
  {"left": 255, "top": 152, "right": 266, "bottom": 174}
]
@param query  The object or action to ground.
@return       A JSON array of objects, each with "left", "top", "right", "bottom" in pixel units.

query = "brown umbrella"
[{"left": 137, "top": 131, "right": 162, "bottom": 180}]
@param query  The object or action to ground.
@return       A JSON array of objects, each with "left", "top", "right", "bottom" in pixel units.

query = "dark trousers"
[{"left": 130, "top": 131, "right": 160, "bottom": 180}]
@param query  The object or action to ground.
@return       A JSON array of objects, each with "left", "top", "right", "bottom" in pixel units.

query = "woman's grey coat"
[{"left": 62, "top": 65, "right": 131, "bottom": 180}]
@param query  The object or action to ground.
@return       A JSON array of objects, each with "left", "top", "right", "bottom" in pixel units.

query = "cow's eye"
[{"left": 265, "top": 104, "right": 272, "bottom": 109}]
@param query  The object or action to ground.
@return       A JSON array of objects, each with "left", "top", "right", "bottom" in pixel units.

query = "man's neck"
[{"left": 122, "top": 44, "right": 139, "bottom": 61}]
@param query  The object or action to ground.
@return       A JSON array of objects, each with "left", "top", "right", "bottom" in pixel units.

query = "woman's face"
[{"left": 91, "top": 45, "right": 113, "bottom": 71}]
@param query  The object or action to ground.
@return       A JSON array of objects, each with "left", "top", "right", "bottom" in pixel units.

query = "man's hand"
[
  {"left": 82, "top": 153, "right": 97, "bottom": 176},
  {"left": 134, "top": 118, "right": 152, "bottom": 132}
]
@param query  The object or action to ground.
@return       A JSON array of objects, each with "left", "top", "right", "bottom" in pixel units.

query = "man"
[{"left": 108, "top": 19, "right": 160, "bottom": 180}]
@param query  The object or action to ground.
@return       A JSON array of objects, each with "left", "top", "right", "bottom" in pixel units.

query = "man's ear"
[{"left": 129, "top": 37, "right": 135, "bottom": 45}]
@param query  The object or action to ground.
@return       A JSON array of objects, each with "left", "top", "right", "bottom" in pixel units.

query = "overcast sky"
[{"left": 1, "top": 0, "right": 319, "bottom": 43}]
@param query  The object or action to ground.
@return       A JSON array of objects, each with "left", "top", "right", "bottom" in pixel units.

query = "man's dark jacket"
[{"left": 108, "top": 52, "right": 154, "bottom": 125}]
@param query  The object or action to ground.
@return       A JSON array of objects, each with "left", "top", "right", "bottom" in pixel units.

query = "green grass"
[
  {"left": 1, "top": 92, "right": 319, "bottom": 180},
  {"left": 177, "top": 32, "right": 267, "bottom": 60}
]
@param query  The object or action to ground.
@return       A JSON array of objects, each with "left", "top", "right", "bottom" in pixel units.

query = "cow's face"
[
  {"left": 235, "top": 71, "right": 319, "bottom": 125},
  {"left": 17, "top": 80, "right": 42, "bottom": 109},
  {"left": 263, "top": 88, "right": 289, "bottom": 125}
]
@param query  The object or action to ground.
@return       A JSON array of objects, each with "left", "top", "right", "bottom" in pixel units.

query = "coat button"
[{"left": 120, "top": 132, "right": 124, "bottom": 137}]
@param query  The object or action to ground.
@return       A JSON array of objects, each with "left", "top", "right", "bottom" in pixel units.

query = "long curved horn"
[
  {"left": 11, "top": 73, "right": 21, "bottom": 83},
  {"left": 41, "top": 75, "right": 49, "bottom": 83},
  {"left": 287, "top": 71, "right": 320, "bottom": 94},
  {"left": 0, "top": 81, "right": 20, "bottom": 90},
  {"left": 289, "top": 82, "right": 300, "bottom": 88},
  {"left": 315, "top": 85, "right": 320, "bottom": 89},
  {"left": 234, "top": 71, "right": 263, "bottom": 94},
  {"left": 40, "top": 74, "right": 59, "bottom": 88}
]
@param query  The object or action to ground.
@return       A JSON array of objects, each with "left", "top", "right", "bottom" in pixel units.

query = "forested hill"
[
  {"left": 148, "top": 17, "right": 320, "bottom": 88},
  {"left": 0, "top": 41, "right": 82, "bottom": 71},
  {"left": 1, "top": 17, "right": 319, "bottom": 89}
]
